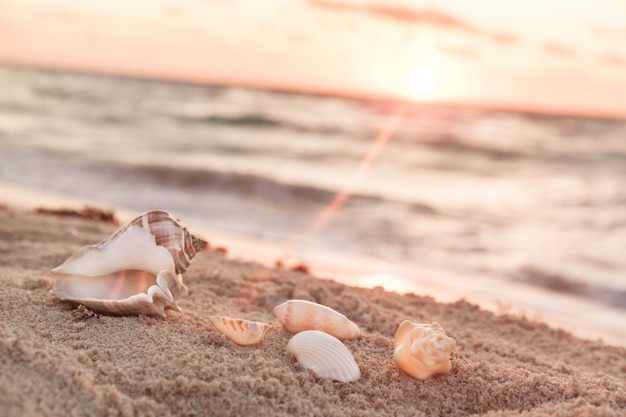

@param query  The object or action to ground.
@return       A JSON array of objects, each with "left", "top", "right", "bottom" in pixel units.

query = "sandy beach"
[{"left": 1, "top": 206, "right": 625, "bottom": 417}]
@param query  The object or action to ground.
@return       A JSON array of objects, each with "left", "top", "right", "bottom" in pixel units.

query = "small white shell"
[
  {"left": 50, "top": 210, "right": 206, "bottom": 316},
  {"left": 208, "top": 316, "right": 272, "bottom": 346},
  {"left": 287, "top": 330, "right": 361, "bottom": 382},
  {"left": 273, "top": 300, "right": 361, "bottom": 340},
  {"left": 393, "top": 321, "right": 456, "bottom": 380}
]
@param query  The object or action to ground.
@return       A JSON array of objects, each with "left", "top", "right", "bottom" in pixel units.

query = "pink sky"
[{"left": 1, "top": 0, "right": 626, "bottom": 117}]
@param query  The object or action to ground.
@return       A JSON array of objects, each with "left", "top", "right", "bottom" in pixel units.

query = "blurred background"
[{"left": 0, "top": 0, "right": 625, "bottom": 345}]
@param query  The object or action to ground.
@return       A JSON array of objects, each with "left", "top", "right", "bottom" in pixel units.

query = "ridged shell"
[
  {"left": 50, "top": 210, "right": 206, "bottom": 316},
  {"left": 52, "top": 210, "right": 207, "bottom": 276},
  {"left": 273, "top": 300, "right": 360, "bottom": 340},
  {"left": 208, "top": 316, "right": 272, "bottom": 346},
  {"left": 287, "top": 330, "right": 361, "bottom": 382},
  {"left": 51, "top": 269, "right": 188, "bottom": 317},
  {"left": 393, "top": 321, "right": 456, "bottom": 380}
]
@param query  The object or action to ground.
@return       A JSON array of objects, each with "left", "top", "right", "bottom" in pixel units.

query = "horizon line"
[{"left": 2, "top": 59, "right": 625, "bottom": 122}]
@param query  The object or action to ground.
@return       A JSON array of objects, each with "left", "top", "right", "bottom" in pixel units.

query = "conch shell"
[
  {"left": 51, "top": 210, "right": 207, "bottom": 316},
  {"left": 208, "top": 316, "right": 272, "bottom": 346},
  {"left": 393, "top": 321, "right": 456, "bottom": 380},
  {"left": 273, "top": 299, "right": 361, "bottom": 340},
  {"left": 287, "top": 330, "right": 361, "bottom": 382}
]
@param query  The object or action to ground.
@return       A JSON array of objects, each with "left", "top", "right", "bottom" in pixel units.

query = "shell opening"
[
  {"left": 49, "top": 210, "right": 204, "bottom": 316},
  {"left": 52, "top": 270, "right": 158, "bottom": 301}
]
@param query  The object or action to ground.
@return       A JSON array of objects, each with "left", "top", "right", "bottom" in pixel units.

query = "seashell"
[
  {"left": 51, "top": 269, "right": 188, "bottom": 317},
  {"left": 287, "top": 330, "right": 361, "bottom": 382},
  {"left": 208, "top": 316, "right": 272, "bottom": 346},
  {"left": 52, "top": 210, "right": 207, "bottom": 276},
  {"left": 273, "top": 300, "right": 361, "bottom": 340},
  {"left": 51, "top": 210, "right": 207, "bottom": 316},
  {"left": 393, "top": 321, "right": 456, "bottom": 380}
]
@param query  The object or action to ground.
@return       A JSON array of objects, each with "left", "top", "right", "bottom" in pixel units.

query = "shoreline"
[
  {"left": 0, "top": 205, "right": 624, "bottom": 416},
  {"left": 2, "top": 179, "right": 626, "bottom": 347}
]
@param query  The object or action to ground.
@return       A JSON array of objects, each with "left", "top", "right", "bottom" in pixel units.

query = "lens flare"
[{"left": 304, "top": 104, "right": 407, "bottom": 238}]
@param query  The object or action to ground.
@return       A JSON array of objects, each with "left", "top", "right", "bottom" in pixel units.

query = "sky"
[{"left": 1, "top": 0, "right": 626, "bottom": 117}]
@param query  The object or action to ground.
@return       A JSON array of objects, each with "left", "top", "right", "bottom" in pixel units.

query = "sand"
[{"left": 0, "top": 207, "right": 624, "bottom": 417}]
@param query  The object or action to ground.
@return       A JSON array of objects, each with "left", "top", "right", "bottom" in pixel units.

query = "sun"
[{"left": 409, "top": 70, "right": 437, "bottom": 99}]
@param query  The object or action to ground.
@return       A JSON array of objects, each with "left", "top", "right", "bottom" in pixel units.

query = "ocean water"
[{"left": 1, "top": 65, "right": 625, "bottom": 344}]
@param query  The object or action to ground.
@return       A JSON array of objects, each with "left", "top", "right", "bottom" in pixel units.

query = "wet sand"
[{"left": 0, "top": 207, "right": 624, "bottom": 416}]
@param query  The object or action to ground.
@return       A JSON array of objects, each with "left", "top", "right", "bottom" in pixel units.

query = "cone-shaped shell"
[
  {"left": 393, "top": 321, "right": 456, "bottom": 380},
  {"left": 273, "top": 300, "right": 361, "bottom": 340},
  {"left": 51, "top": 269, "right": 188, "bottom": 317},
  {"left": 208, "top": 316, "right": 272, "bottom": 346},
  {"left": 287, "top": 330, "right": 360, "bottom": 382},
  {"left": 51, "top": 210, "right": 206, "bottom": 316},
  {"left": 52, "top": 210, "right": 207, "bottom": 276}
]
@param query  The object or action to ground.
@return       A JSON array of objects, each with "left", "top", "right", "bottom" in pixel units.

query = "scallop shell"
[
  {"left": 50, "top": 210, "right": 207, "bottom": 316},
  {"left": 208, "top": 316, "right": 272, "bottom": 346},
  {"left": 287, "top": 330, "right": 361, "bottom": 382},
  {"left": 393, "top": 321, "right": 456, "bottom": 380},
  {"left": 273, "top": 299, "right": 361, "bottom": 340}
]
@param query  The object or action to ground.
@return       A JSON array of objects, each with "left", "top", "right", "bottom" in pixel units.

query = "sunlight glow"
[
  {"left": 409, "top": 71, "right": 437, "bottom": 99},
  {"left": 359, "top": 273, "right": 415, "bottom": 294},
  {"left": 2, "top": 1, "right": 626, "bottom": 115}
]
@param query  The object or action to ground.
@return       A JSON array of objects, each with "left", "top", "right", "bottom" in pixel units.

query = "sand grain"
[{"left": 0, "top": 208, "right": 624, "bottom": 416}]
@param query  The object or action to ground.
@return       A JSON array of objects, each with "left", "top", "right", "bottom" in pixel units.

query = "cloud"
[
  {"left": 592, "top": 26, "right": 626, "bottom": 39},
  {"left": 542, "top": 43, "right": 577, "bottom": 57},
  {"left": 284, "top": 30, "right": 311, "bottom": 45},
  {"left": 49, "top": 10, "right": 81, "bottom": 24},
  {"left": 437, "top": 43, "right": 481, "bottom": 59},
  {"left": 308, "top": 0, "right": 480, "bottom": 34},
  {"left": 603, "top": 53, "right": 626, "bottom": 67},
  {"left": 163, "top": 6, "right": 183, "bottom": 19},
  {"left": 489, "top": 32, "right": 518, "bottom": 45},
  {"left": 308, "top": 0, "right": 523, "bottom": 48}
]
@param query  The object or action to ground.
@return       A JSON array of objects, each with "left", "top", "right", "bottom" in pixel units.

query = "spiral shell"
[
  {"left": 50, "top": 210, "right": 207, "bottom": 316},
  {"left": 208, "top": 316, "right": 272, "bottom": 346},
  {"left": 52, "top": 269, "right": 188, "bottom": 316},
  {"left": 273, "top": 300, "right": 361, "bottom": 340},
  {"left": 393, "top": 321, "right": 456, "bottom": 380},
  {"left": 287, "top": 330, "right": 361, "bottom": 382},
  {"left": 53, "top": 210, "right": 207, "bottom": 276}
]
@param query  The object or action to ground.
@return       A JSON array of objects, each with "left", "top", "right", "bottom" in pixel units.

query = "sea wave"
[
  {"left": 109, "top": 161, "right": 441, "bottom": 215},
  {"left": 178, "top": 113, "right": 345, "bottom": 136},
  {"left": 512, "top": 266, "right": 626, "bottom": 310},
  {"left": 2, "top": 65, "right": 625, "bottom": 317}
]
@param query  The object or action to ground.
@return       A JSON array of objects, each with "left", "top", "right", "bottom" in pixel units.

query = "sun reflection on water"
[{"left": 359, "top": 272, "right": 417, "bottom": 294}]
